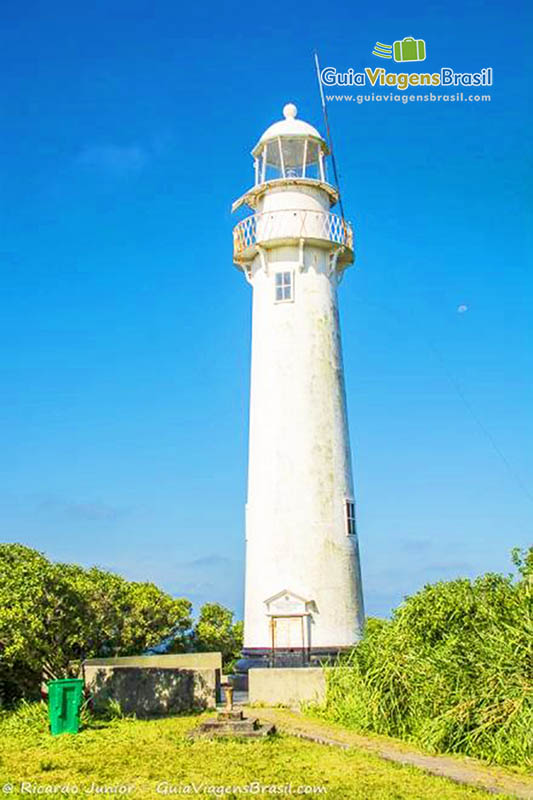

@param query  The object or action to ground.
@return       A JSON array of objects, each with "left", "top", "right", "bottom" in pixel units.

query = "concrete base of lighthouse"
[{"left": 236, "top": 645, "right": 354, "bottom": 674}]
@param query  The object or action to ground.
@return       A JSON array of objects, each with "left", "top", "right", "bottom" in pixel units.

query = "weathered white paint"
[{"left": 233, "top": 105, "right": 365, "bottom": 656}]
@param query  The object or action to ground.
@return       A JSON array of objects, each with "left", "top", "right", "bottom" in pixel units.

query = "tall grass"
[
  {"left": 318, "top": 562, "right": 532, "bottom": 768},
  {"left": 0, "top": 699, "right": 49, "bottom": 743}
]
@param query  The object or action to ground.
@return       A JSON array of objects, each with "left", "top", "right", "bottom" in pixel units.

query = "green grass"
[
  {"left": 0, "top": 703, "right": 508, "bottom": 799},
  {"left": 315, "top": 571, "right": 533, "bottom": 769}
]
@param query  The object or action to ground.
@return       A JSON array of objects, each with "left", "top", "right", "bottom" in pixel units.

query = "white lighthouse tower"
[{"left": 233, "top": 103, "right": 365, "bottom": 669}]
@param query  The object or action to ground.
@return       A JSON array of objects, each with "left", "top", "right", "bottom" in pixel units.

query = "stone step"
[
  {"left": 198, "top": 718, "right": 260, "bottom": 733},
  {"left": 217, "top": 710, "right": 244, "bottom": 721},
  {"left": 190, "top": 714, "right": 276, "bottom": 740},
  {"left": 190, "top": 722, "right": 275, "bottom": 739}
]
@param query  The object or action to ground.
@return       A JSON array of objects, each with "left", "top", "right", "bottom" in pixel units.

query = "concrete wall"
[
  {"left": 83, "top": 665, "right": 218, "bottom": 717},
  {"left": 249, "top": 667, "right": 326, "bottom": 708},
  {"left": 83, "top": 652, "right": 222, "bottom": 671}
]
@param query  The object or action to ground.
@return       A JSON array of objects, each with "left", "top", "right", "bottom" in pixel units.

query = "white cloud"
[
  {"left": 76, "top": 143, "right": 148, "bottom": 173},
  {"left": 64, "top": 502, "right": 125, "bottom": 521},
  {"left": 38, "top": 496, "right": 127, "bottom": 522}
]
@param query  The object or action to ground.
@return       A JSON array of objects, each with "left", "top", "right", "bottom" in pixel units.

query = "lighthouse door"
[{"left": 272, "top": 616, "right": 306, "bottom": 666}]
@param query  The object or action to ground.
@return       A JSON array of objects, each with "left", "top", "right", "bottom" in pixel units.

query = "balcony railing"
[{"left": 233, "top": 209, "right": 354, "bottom": 262}]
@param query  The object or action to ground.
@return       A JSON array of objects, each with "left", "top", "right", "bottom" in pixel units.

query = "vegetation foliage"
[
  {"left": 317, "top": 548, "right": 533, "bottom": 768},
  {"left": 190, "top": 602, "right": 244, "bottom": 672},
  {"left": 0, "top": 544, "right": 242, "bottom": 705}
]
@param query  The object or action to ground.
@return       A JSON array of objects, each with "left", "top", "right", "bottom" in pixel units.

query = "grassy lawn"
[{"left": 0, "top": 707, "right": 507, "bottom": 800}]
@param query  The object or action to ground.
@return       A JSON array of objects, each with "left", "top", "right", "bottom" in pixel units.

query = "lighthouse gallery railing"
[{"left": 233, "top": 209, "right": 353, "bottom": 260}]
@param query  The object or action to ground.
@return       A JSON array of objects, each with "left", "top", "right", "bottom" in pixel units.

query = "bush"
[
  {"left": 0, "top": 699, "right": 49, "bottom": 743},
  {"left": 319, "top": 549, "right": 533, "bottom": 768},
  {"left": 0, "top": 544, "right": 192, "bottom": 704},
  {"left": 189, "top": 602, "right": 243, "bottom": 672}
]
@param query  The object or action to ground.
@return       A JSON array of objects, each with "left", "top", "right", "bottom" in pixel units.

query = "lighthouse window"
[
  {"left": 275, "top": 271, "right": 293, "bottom": 302},
  {"left": 346, "top": 500, "right": 356, "bottom": 536}
]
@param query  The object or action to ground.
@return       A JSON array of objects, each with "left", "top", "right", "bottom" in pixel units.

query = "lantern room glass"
[{"left": 255, "top": 137, "right": 326, "bottom": 184}]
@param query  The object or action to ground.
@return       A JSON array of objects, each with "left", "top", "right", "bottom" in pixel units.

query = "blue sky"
[{"left": 1, "top": 0, "right": 531, "bottom": 618}]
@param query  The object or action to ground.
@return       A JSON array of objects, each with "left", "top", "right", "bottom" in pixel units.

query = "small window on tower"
[
  {"left": 275, "top": 271, "right": 293, "bottom": 303},
  {"left": 346, "top": 500, "right": 356, "bottom": 536}
]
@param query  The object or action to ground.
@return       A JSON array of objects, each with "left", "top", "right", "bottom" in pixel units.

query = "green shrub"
[
  {"left": 189, "top": 602, "right": 243, "bottom": 672},
  {"left": 318, "top": 549, "right": 533, "bottom": 768},
  {"left": 0, "top": 699, "right": 49, "bottom": 742},
  {"left": 0, "top": 544, "right": 192, "bottom": 704},
  {"left": 94, "top": 698, "right": 137, "bottom": 721}
]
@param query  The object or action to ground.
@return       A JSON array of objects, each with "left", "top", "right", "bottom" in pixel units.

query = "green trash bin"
[{"left": 48, "top": 679, "right": 84, "bottom": 735}]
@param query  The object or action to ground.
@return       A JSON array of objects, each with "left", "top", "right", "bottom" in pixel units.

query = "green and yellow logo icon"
[
  {"left": 394, "top": 37, "right": 426, "bottom": 62},
  {"left": 372, "top": 42, "right": 393, "bottom": 59},
  {"left": 373, "top": 37, "right": 427, "bottom": 62}
]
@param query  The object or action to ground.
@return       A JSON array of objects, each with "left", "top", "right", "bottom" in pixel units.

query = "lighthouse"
[{"left": 233, "top": 103, "right": 365, "bottom": 669}]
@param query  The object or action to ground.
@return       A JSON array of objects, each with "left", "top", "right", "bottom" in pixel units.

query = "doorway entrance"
[{"left": 270, "top": 614, "right": 307, "bottom": 666}]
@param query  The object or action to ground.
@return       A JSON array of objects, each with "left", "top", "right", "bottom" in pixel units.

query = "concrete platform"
[{"left": 190, "top": 708, "right": 275, "bottom": 739}]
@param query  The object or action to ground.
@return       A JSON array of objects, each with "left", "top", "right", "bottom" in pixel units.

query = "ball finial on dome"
[{"left": 283, "top": 103, "right": 297, "bottom": 120}]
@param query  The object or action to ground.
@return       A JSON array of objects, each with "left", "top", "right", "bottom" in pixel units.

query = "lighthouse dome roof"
[{"left": 253, "top": 104, "right": 327, "bottom": 154}]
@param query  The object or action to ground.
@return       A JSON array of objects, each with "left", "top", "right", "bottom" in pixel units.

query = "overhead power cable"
[{"left": 314, "top": 51, "right": 346, "bottom": 225}]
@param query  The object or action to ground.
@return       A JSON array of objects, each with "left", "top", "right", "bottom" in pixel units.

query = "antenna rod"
[{"left": 314, "top": 51, "right": 346, "bottom": 224}]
